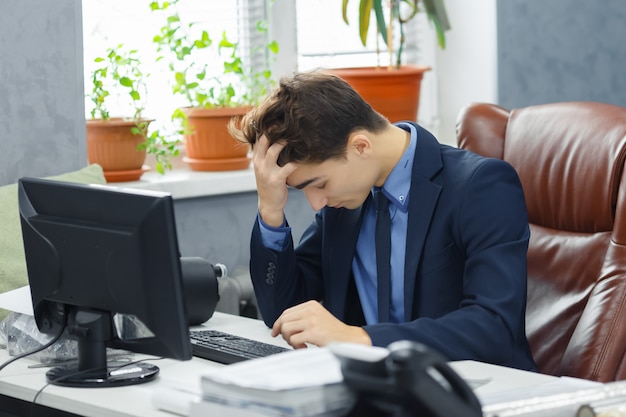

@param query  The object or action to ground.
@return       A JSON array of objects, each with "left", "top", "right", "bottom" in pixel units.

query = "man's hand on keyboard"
[{"left": 271, "top": 300, "right": 372, "bottom": 349}]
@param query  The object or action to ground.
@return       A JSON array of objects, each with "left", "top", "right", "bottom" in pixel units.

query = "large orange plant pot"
[
  {"left": 328, "top": 65, "right": 430, "bottom": 123},
  {"left": 181, "top": 107, "right": 252, "bottom": 171},
  {"left": 86, "top": 118, "right": 150, "bottom": 182}
]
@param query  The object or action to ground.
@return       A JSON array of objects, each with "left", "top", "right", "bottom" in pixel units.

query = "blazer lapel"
[{"left": 404, "top": 124, "right": 444, "bottom": 320}]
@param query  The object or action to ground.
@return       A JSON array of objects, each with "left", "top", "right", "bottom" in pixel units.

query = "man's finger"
[
  {"left": 265, "top": 139, "right": 287, "bottom": 163},
  {"left": 252, "top": 135, "right": 270, "bottom": 159}
]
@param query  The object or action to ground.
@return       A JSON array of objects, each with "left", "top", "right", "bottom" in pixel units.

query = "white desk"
[
  {"left": 0, "top": 312, "right": 589, "bottom": 417},
  {"left": 0, "top": 312, "right": 286, "bottom": 417}
]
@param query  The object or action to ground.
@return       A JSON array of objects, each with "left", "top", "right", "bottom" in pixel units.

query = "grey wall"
[
  {"left": 497, "top": 0, "right": 626, "bottom": 109},
  {"left": 0, "top": 0, "right": 87, "bottom": 186},
  {"left": 174, "top": 189, "right": 314, "bottom": 275}
]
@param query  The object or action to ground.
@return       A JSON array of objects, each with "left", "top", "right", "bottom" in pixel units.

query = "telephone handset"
[{"left": 331, "top": 341, "right": 483, "bottom": 417}]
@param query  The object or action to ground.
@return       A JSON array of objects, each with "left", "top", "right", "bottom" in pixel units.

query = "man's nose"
[{"left": 304, "top": 189, "right": 327, "bottom": 211}]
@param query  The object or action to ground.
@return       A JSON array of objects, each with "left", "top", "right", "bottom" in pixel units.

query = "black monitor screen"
[{"left": 18, "top": 177, "right": 192, "bottom": 387}]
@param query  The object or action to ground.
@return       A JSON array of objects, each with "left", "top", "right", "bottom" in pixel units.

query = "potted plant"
[
  {"left": 86, "top": 43, "right": 179, "bottom": 181},
  {"left": 150, "top": 0, "right": 279, "bottom": 171},
  {"left": 330, "top": 0, "right": 451, "bottom": 123}
]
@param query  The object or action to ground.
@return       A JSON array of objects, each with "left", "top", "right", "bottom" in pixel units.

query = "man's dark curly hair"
[{"left": 228, "top": 71, "right": 388, "bottom": 166}]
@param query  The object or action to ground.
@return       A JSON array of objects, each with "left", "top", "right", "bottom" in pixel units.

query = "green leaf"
[
  {"left": 174, "top": 72, "right": 186, "bottom": 83},
  {"left": 342, "top": 0, "right": 350, "bottom": 24},
  {"left": 422, "top": 0, "right": 450, "bottom": 49},
  {"left": 256, "top": 20, "right": 268, "bottom": 32},
  {"left": 172, "top": 108, "right": 186, "bottom": 120},
  {"left": 119, "top": 77, "right": 133, "bottom": 87},
  {"left": 358, "top": 0, "right": 373, "bottom": 47},
  {"left": 268, "top": 41, "right": 279, "bottom": 54},
  {"left": 373, "top": 0, "right": 388, "bottom": 47},
  {"left": 219, "top": 32, "right": 235, "bottom": 48}
]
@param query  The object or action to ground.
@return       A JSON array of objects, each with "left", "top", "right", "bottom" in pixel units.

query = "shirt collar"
[{"left": 377, "top": 122, "right": 417, "bottom": 212}]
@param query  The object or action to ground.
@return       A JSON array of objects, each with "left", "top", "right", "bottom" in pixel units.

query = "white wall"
[{"left": 436, "top": 0, "right": 498, "bottom": 146}]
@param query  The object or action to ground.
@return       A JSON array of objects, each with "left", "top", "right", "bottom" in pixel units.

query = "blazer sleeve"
[{"left": 250, "top": 214, "right": 326, "bottom": 327}]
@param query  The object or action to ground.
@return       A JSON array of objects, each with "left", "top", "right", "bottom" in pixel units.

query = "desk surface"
[{"left": 0, "top": 312, "right": 576, "bottom": 417}]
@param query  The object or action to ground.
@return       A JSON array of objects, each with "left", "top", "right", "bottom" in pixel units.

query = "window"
[
  {"left": 82, "top": 0, "right": 439, "bottom": 139},
  {"left": 82, "top": 0, "right": 269, "bottom": 135},
  {"left": 293, "top": 0, "right": 440, "bottom": 130},
  {"left": 295, "top": 0, "right": 428, "bottom": 70}
]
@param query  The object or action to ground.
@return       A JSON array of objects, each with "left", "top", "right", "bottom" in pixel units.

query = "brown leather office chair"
[{"left": 456, "top": 101, "right": 626, "bottom": 382}]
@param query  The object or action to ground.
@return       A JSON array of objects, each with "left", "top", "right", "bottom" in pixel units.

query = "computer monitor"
[{"left": 18, "top": 177, "right": 192, "bottom": 387}]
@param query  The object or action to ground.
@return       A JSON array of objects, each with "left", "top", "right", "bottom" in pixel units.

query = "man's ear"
[{"left": 349, "top": 132, "right": 372, "bottom": 158}]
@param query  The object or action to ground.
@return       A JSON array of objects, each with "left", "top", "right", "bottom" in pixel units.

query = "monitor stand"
[{"left": 46, "top": 309, "right": 159, "bottom": 388}]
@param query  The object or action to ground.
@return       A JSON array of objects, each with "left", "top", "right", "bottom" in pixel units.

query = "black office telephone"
[{"left": 332, "top": 341, "right": 483, "bottom": 417}]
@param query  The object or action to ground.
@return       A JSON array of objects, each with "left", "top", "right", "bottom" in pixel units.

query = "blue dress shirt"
[
  {"left": 258, "top": 122, "right": 417, "bottom": 325},
  {"left": 354, "top": 122, "right": 415, "bottom": 323}
]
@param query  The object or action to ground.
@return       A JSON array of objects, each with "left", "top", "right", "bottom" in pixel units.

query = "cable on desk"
[{"left": 0, "top": 324, "right": 66, "bottom": 373}]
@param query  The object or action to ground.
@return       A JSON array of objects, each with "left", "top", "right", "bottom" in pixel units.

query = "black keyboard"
[{"left": 190, "top": 329, "right": 290, "bottom": 364}]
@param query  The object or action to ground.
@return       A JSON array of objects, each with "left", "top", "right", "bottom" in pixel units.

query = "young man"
[{"left": 229, "top": 71, "right": 536, "bottom": 371}]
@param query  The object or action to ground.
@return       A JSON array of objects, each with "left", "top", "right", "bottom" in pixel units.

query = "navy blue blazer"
[{"left": 250, "top": 123, "right": 537, "bottom": 372}]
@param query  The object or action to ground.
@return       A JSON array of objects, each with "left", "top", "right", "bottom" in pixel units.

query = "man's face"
[{"left": 286, "top": 150, "right": 376, "bottom": 211}]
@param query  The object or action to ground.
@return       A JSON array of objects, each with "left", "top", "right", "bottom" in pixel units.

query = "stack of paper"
[{"left": 196, "top": 347, "right": 357, "bottom": 417}]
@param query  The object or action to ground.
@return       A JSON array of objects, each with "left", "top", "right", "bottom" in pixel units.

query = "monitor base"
[{"left": 46, "top": 361, "right": 159, "bottom": 388}]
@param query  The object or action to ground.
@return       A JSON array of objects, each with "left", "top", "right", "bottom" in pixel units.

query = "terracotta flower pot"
[
  {"left": 86, "top": 118, "right": 150, "bottom": 182},
  {"left": 181, "top": 107, "right": 252, "bottom": 171},
  {"left": 328, "top": 65, "right": 431, "bottom": 123}
]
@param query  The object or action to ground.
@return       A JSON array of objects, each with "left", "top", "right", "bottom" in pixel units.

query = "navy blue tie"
[{"left": 375, "top": 189, "right": 391, "bottom": 323}]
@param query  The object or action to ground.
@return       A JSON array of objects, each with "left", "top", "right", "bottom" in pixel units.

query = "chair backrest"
[{"left": 456, "top": 102, "right": 626, "bottom": 382}]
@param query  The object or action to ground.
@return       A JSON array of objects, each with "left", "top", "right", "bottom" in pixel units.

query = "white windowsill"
[{"left": 117, "top": 167, "right": 257, "bottom": 199}]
